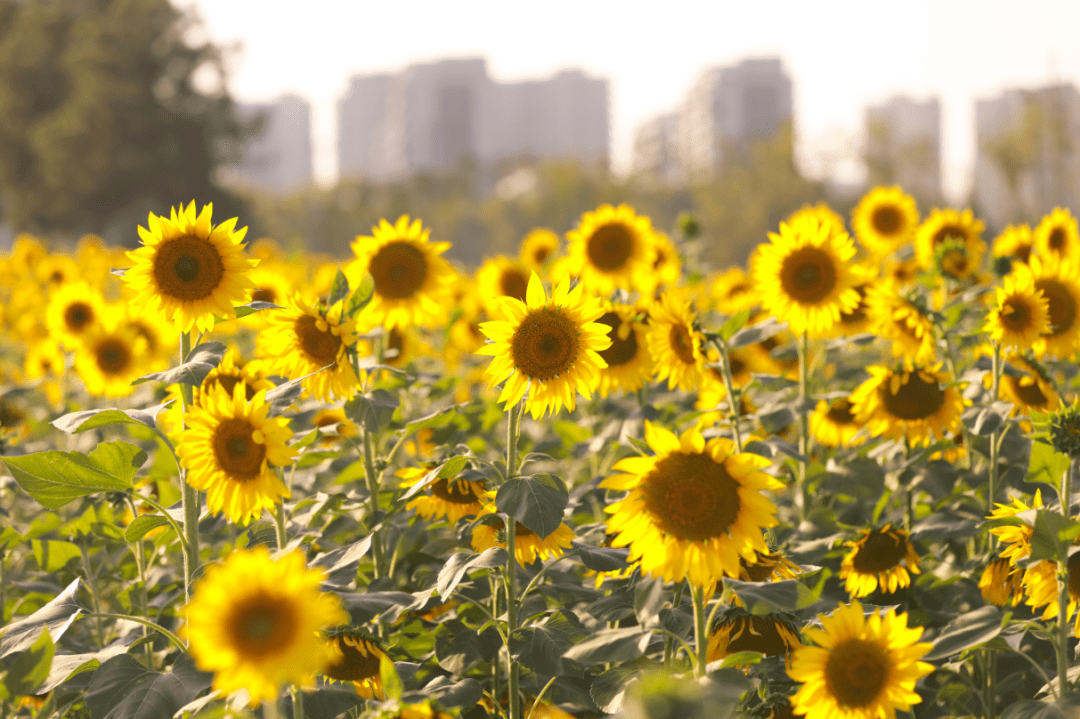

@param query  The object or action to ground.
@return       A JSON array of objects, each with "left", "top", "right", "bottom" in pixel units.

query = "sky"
[{"left": 184, "top": 0, "right": 1080, "bottom": 202}]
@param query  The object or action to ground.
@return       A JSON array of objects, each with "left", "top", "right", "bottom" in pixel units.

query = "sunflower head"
[
  {"left": 563, "top": 203, "right": 658, "bottom": 294},
  {"left": 324, "top": 627, "right": 387, "bottom": 699},
  {"left": 398, "top": 465, "right": 487, "bottom": 523},
  {"left": 810, "top": 397, "right": 865, "bottom": 448},
  {"left": 470, "top": 500, "right": 575, "bottom": 567},
  {"left": 647, "top": 290, "right": 709, "bottom": 392},
  {"left": 850, "top": 362, "right": 967, "bottom": 446},
  {"left": 710, "top": 267, "right": 759, "bottom": 315},
  {"left": 840, "top": 525, "right": 921, "bottom": 597},
  {"left": 595, "top": 303, "right": 652, "bottom": 397},
  {"left": 997, "top": 354, "right": 1060, "bottom": 425},
  {"left": 851, "top": 186, "right": 919, "bottom": 256},
  {"left": 933, "top": 237, "right": 977, "bottom": 281},
  {"left": 993, "top": 224, "right": 1033, "bottom": 273},
  {"left": 984, "top": 273, "right": 1050, "bottom": 350},
  {"left": 979, "top": 556, "right": 1024, "bottom": 606},
  {"left": 73, "top": 318, "right": 149, "bottom": 398},
  {"left": 707, "top": 607, "right": 802, "bottom": 666},
  {"left": 123, "top": 202, "right": 257, "bottom": 333},
  {"left": 46, "top": 281, "right": 106, "bottom": 349},
  {"left": 1034, "top": 207, "right": 1080, "bottom": 264},
  {"left": 915, "top": 207, "right": 985, "bottom": 272},
  {"left": 476, "top": 256, "right": 532, "bottom": 317},
  {"left": 520, "top": 228, "right": 560, "bottom": 270},
  {"left": 1048, "top": 398, "right": 1080, "bottom": 459}
]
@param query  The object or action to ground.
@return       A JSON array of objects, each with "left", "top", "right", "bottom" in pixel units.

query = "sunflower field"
[{"left": 1, "top": 190, "right": 1080, "bottom": 719}]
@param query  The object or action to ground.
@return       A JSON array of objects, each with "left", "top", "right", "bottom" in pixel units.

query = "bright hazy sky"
[{"left": 184, "top": 0, "right": 1080, "bottom": 201}]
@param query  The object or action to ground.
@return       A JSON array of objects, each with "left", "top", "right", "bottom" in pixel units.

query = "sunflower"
[
  {"left": 830, "top": 265, "right": 878, "bottom": 336},
  {"left": 1009, "top": 254, "right": 1080, "bottom": 358},
  {"left": 650, "top": 232, "right": 682, "bottom": 289},
  {"left": 987, "top": 490, "right": 1043, "bottom": 566},
  {"left": 121, "top": 304, "right": 178, "bottom": 372},
  {"left": 162, "top": 348, "right": 275, "bottom": 437},
  {"left": 475, "top": 256, "right": 531, "bottom": 318},
  {"left": 882, "top": 257, "right": 919, "bottom": 289},
  {"left": 240, "top": 263, "right": 297, "bottom": 328},
  {"left": 993, "top": 224, "right": 1033, "bottom": 270},
  {"left": 602, "top": 422, "right": 783, "bottom": 587},
  {"left": 751, "top": 213, "right": 860, "bottom": 336},
  {"left": 562, "top": 203, "right": 658, "bottom": 294},
  {"left": 477, "top": 273, "right": 610, "bottom": 419},
  {"left": 258, "top": 293, "right": 361, "bottom": 401},
  {"left": 738, "top": 547, "right": 802, "bottom": 582},
  {"left": 865, "top": 285, "right": 937, "bottom": 364},
  {"left": 979, "top": 556, "right": 1024, "bottom": 607},
  {"left": 996, "top": 354, "right": 1060, "bottom": 426},
  {"left": 647, "top": 290, "right": 709, "bottom": 392},
  {"left": 1034, "top": 208, "right": 1080, "bottom": 264},
  {"left": 471, "top": 509, "right": 575, "bottom": 567},
  {"left": 397, "top": 466, "right": 486, "bottom": 523},
  {"left": 183, "top": 546, "right": 348, "bottom": 706},
  {"left": 595, "top": 303, "right": 652, "bottom": 396},
  {"left": 810, "top": 397, "right": 865, "bottom": 448},
  {"left": 323, "top": 627, "right": 388, "bottom": 699},
  {"left": 46, "top": 282, "right": 106, "bottom": 349},
  {"left": 840, "top": 525, "right": 921, "bottom": 597},
  {"left": 789, "top": 203, "right": 847, "bottom": 239},
  {"left": 349, "top": 215, "right": 456, "bottom": 330},
  {"left": 35, "top": 254, "right": 80, "bottom": 287},
  {"left": 1023, "top": 555, "right": 1080, "bottom": 637},
  {"left": 520, "top": 228, "right": 561, "bottom": 271},
  {"left": 849, "top": 363, "right": 966, "bottom": 446},
  {"left": 710, "top": 267, "right": 759, "bottom": 315},
  {"left": 395, "top": 704, "right": 456, "bottom": 719},
  {"left": 851, "top": 187, "right": 919, "bottom": 256},
  {"left": 984, "top": 273, "right": 1050, "bottom": 350},
  {"left": 123, "top": 201, "right": 256, "bottom": 333},
  {"left": 914, "top": 208, "right": 985, "bottom": 273},
  {"left": 789, "top": 601, "right": 933, "bottom": 719},
  {"left": 311, "top": 408, "right": 359, "bottom": 444},
  {"left": 178, "top": 384, "right": 296, "bottom": 526},
  {"left": 707, "top": 607, "right": 802, "bottom": 666},
  {"left": 74, "top": 320, "right": 148, "bottom": 398}
]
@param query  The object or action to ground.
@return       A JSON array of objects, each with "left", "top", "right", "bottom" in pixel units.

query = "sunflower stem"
[
  {"left": 292, "top": 685, "right": 304, "bottom": 719},
  {"left": 983, "top": 648, "right": 996, "bottom": 719},
  {"left": 360, "top": 427, "right": 385, "bottom": 579},
  {"left": 1057, "top": 459, "right": 1074, "bottom": 694},
  {"left": 988, "top": 341, "right": 1002, "bottom": 534},
  {"left": 796, "top": 332, "right": 811, "bottom": 521},
  {"left": 715, "top": 340, "right": 743, "bottom": 452},
  {"left": 692, "top": 583, "right": 708, "bottom": 677},
  {"left": 179, "top": 331, "right": 201, "bottom": 602},
  {"left": 263, "top": 699, "right": 281, "bottom": 719},
  {"left": 505, "top": 399, "right": 523, "bottom": 719},
  {"left": 273, "top": 500, "right": 288, "bottom": 551}
]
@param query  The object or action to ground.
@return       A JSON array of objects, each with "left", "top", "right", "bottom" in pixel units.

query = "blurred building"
[
  {"left": 631, "top": 113, "right": 682, "bottom": 185},
  {"left": 864, "top": 96, "right": 942, "bottom": 202},
  {"left": 973, "top": 83, "right": 1080, "bottom": 227},
  {"left": 224, "top": 94, "right": 313, "bottom": 194},
  {"left": 337, "top": 58, "right": 609, "bottom": 183}
]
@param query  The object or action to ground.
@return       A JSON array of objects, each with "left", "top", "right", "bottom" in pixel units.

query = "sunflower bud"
[{"left": 1048, "top": 398, "right": 1080, "bottom": 459}]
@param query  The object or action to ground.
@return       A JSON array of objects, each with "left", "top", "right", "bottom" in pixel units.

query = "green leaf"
[
  {"left": 397, "top": 456, "right": 470, "bottom": 503},
  {"left": 329, "top": 269, "right": 350, "bottom": 306},
  {"left": 924, "top": 606, "right": 1003, "bottom": 661},
  {"left": 345, "top": 272, "right": 376, "bottom": 318},
  {"left": 437, "top": 548, "right": 508, "bottom": 600},
  {"left": 84, "top": 653, "right": 212, "bottom": 719},
  {"left": 131, "top": 341, "right": 226, "bottom": 387},
  {"left": 224, "top": 300, "right": 282, "bottom": 322},
  {"left": 727, "top": 316, "right": 786, "bottom": 349},
  {"left": 1028, "top": 441, "right": 1072, "bottom": 488},
  {"left": 554, "top": 421, "right": 592, "bottom": 445},
  {"left": 590, "top": 664, "right": 643, "bottom": 714},
  {"left": 573, "top": 543, "right": 630, "bottom": 572},
  {"left": 509, "top": 625, "right": 575, "bottom": 677},
  {"left": 2, "top": 441, "right": 145, "bottom": 510},
  {"left": 344, "top": 389, "right": 400, "bottom": 433},
  {"left": 379, "top": 654, "right": 402, "bottom": 700},
  {"left": 0, "top": 578, "right": 82, "bottom": 659},
  {"left": 718, "top": 308, "right": 753, "bottom": 342},
  {"left": 38, "top": 637, "right": 135, "bottom": 694},
  {"left": 31, "top": 540, "right": 81, "bottom": 572},
  {"left": 719, "top": 651, "right": 762, "bottom": 668},
  {"left": 999, "top": 700, "right": 1066, "bottom": 719},
  {"left": 751, "top": 373, "right": 798, "bottom": 392},
  {"left": 3, "top": 629, "right": 54, "bottom": 697},
  {"left": 124, "top": 515, "right": 170, "bottom": 543},
  {"left": 52, "top": 405, "right": 171, "bottom": 434},
  {"left": 723, "top": 578, "right": 817, "bottom": 614},
  {"left": 495, "top": 474, "right": 569, "bottom": 540},
  {"left": 562, "top": 627, "right": 651, "bottom": 665},
  {"left": 1029, "top": 510, "right": 1080, "bottom": 565},
  {"left": 405, "top": 405, "right": 460, "bottom": 432}
]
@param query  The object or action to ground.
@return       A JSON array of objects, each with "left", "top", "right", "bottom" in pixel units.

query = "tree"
[{"left": 0, "top": 0, "right": 253, "bottom": 243}]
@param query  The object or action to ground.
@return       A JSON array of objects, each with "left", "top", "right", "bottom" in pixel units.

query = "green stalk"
[
  {"left": 984, "top": 648, "right": 996, "bottom": 719},
  {"left": 179, "top": 332, "right": 201, "bottom": 601},
  {"left": 1057, "top": 460, "right": 1074, "bottom": 694},
  {"left": 505, "top": 400, "right": 523, "bottom": 719},
  {"left": 715, "top": 340, "right": 743, "bottom": 452},
  {"left": 988, "top": 341, "right": 1002, "bottom": 523},
  {"left": 692, "top": 583, "right": 708, "bottom": 677},
  {"left": 273, "top": 501, "right": 288, "bottom": 551},
  {"left": 360, "top": 427, "right": 386, "bottom": 578},
  {"left": 292, "top": 686, "right": 305, "bottom": 719},
  {"left": 796, "top": 332, "right": 811, "bottom": 520}
]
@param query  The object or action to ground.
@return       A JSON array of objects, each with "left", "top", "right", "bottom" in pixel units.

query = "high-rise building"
[
  {"left": 631, "top": 113, "right": 682, "bottom": 185},
  {"left": 224, "top": 94, "right": 313, "bottom": 194},
  {"left": 864, "top": 96, "right": 942, "bottom": 202},
  {"left": 973, "top": 84, "right": 1080, "bottom": 228},
  {"left": 337, "top": 58, "right": 609, "bottom": 182}
]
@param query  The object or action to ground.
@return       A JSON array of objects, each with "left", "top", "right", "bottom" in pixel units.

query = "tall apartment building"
[
  {"left": 631, "top": 113, "right": 682, "bottom": 185},
  {"left": 973, "top": 83, "right": 1080, "bottom": 228},
  {"left": 337, "top": 58, "right": 609, "bottom": 182},
  {"left": 864, "top": 96, "right": 942, "bottom": 202},
  {"left": 224, "top": 94, "right": 313, "bottom": 194}
]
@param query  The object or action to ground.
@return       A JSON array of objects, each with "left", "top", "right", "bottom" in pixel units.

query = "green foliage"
[
  {"left": 2, "top": 441, "right": 145, "bottom": 509},
  {"left": 495, "top": 474, "right": 569, "bottom": 539}
]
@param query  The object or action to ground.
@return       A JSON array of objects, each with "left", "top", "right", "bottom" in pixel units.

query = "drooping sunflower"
[
  {"left": 914, "top": 208, "right": 985, "bottom": 273},
  {"left": 865, "top": 285, "right": 938, "bottom": 364},
  {"left": 707, "top": 607, "right": 802, "bottom": 666},
  {"left": 849, "top": 363, "right": 967, "bottom": 446},
  {"left": 1033, "top": 207, "right": 1080, "bottom": 264},
  {"left": 46, "top": 282, "right": 106, "bottom": 349},
  {"left": 738, "top": 547, "right": 802, "bottom": 583},
  {"left": 996, "top": 354, "right": 1060, "bottom": 426},
  {"left": 751, "top": 213, "right": 860, "bottom": 336},
  {"left": 987, "top": 490, "right": 1043, "bottom": 566},
  {"left": 477, "top": 273, "right": 610, "bottom": 419},
  {"left": 647, "top": 290, "right": 709, "bottom": 392},
  {"left": 476, "top": 256, "right": 531, "bottom": 318},
  {"left": 789, "top": 601, "right": 933, "bottom": 719},
  {"left": 323, "top": 627, "right": 388, "bottom": 699},
  {"left": 840, "top": 525, "right": 921, "bottom": 597},
  {"left": 992, "top": 224, "right": 1033, "bottom": 271},
  {"left": 471, "top": 506, "right": 575, "bottom": 567},
  {"left": 851, "top": 187, "right": 919, "bottom": 256},
  {"left": 520, "top": 228, "right": 560, "bottom": 271},
  {"left": 810, "top": 397, "right": 866, "bottom": 448},
  {"left": 178, "top": 384, "right": 296, "bottom": 526},
  {"left": 594, "top": 303, "right": 652, "bottom": 397},
  {"left": 979, "top": 556, "right": 1024, "bottom": 607},
  {"left": 348, "top": 215, "right": 456, "bottom": 330},
  {"left": 1023, "top": 554, "right": 1080, "bottom": 637},
  {"left": 710, "top": 267, "right": 759, "bottom": 315},
  {"left": 397, "top": 466, "right": 486, "bottom": 523},
  {"left": 73, "top": 319, "right": 149, "bottom": 398},
  {"left": 258, "top": 293, "right": 361, "bottom": 401},
  {"left": 984, "top": 273, "right": 1050, "bottom": 350},
  {"left": 603, "top": 422, "right": 783, "bottom": 587},
  {"left": 183, "top": 547, "right": 348, "bottom": 706},
  {"left": 562, "top": 203, "right": 658, "bottom": 294},
  {"left": 1009, "top": 254, "right": 1080, "bottom": 358},
  {"left": 123, "top": 202, "right": 257, "bottom": 333}
]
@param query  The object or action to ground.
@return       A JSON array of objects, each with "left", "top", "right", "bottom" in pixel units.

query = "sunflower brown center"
[
  {"left": 228, "top": 594, "right": 298, "bottom": 659},
  {"left": 827, "top": 399, "right": 856, "bottom": 425},
  {"left": 669, "top": 323, "right": 697, "bottom": 366},
  {"left": 1011, "top": 375, "right": 1049, "bottom": 407},
  {"left": 851, "top": 529, "right": 908, "bottom": 574},
  {"left": 510, "top": 307, "right": 580, "bottom": 381},
  {"left": 212, "top": 417, "right": 266, "bottom": 480},
  {"left": 587, "top": 223, "right": 634, "bottom": 271},
  {"left": 295, "top": 315, "right": 342, "bottom": 366},
  {"left": 780, "top": 247, "right": 836, "bottom": 303},
  {"left": 205, "top": 373, "right": 257, "bottom": 402},
  {"left": 741, "top": 555, "right": 779, "bottom": 582},
  {"left": 154, "top": 235, "right": 225, "bottom": 301},
  {"left": 1050, "top": 227, "right": 1067, "bottom": 251},
  {"left": 431, "top": 478, "right": 480, "bottom": 505},
  {"left": 64, "top": 302, "right": 94, "bottom": 332},
  {"left": 642, "top": 452, "right": 741, "bottom": 542},
  {"left": 881, "top": 371, "right": 945, "bottom": 420},
  {"left": 720, "top": 616, "right": 796, "bottom": 657},
  {"left": 825, "top": 638, "right": 890, "bottom": 708},
  {"left": 370, "top": 240, "right": 428, "bottom": 299},
  {"left": 840, "top": 287, "right": 868, "bottom": 325},
  {"left": 251, "top": 288, "right": 276, "bottom": 304},
  {"left": 0, "top": 399, "right": 25, "bottom": 428},
  {"left": 1036, "top": 279, "right": 1076, "bottom": 338},
  {"left": 872, "top": 206, "right": 902, "bottom": 235},
  {"left": 325, "top": 635, "right": 382, "bottom": 681},
  {"left": 932, "top": 225, "right": 966, "bottom": 248},
  {"left": 500, "top": 268, "right": 529, "bottom": 301},
  {"left": 999, "top": 296, "right": 1032, "bottom": 332},
  {"left": 96, "top": 338, "right": 131, "bottom": 375},
  {"left": 1017, "top": 244, "right": 1033, "bottom": 263},
  {"left": 533, "top": 246, "right": 551, "bottom": 264},
  {"left": 597, "top": 312, "right": 639, "bottom": 367}
]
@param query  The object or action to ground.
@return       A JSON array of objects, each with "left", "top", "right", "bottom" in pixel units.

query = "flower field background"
[{"left": 0, "top": 189, "right": 1077, "bottom": 719}]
